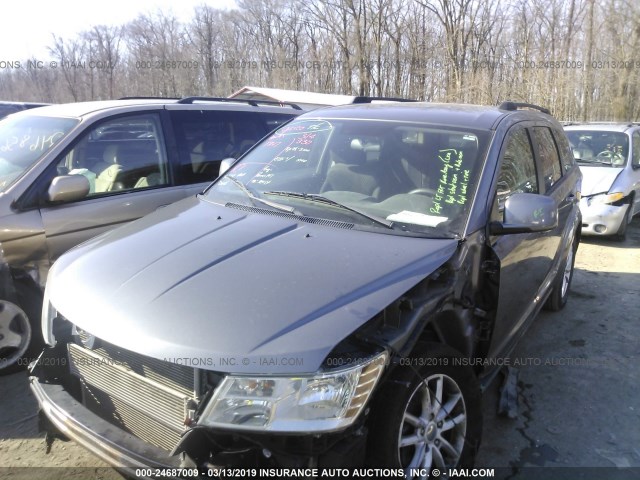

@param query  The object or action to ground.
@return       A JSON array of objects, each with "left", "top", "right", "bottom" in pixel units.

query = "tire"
[
  {"left": 0, "top": 285, "right": 42, "bottom": 376},
  {"left": 544, "top": 235, "right": 578, "bottom": 312},
  {"left": 366, "top": 343, "right": 482, "bottom": 475},
  {"left": 614, "top": 205, "right": 630, "bottom": 242}
]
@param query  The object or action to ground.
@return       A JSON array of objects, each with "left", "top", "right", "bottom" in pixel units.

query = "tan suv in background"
[{"left": 0, "top": 97, "right": 301, "bottom": 373}]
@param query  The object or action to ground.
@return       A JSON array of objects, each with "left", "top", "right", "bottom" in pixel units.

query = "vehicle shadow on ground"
[
  {"left": 0, "top": 371, "right": 41, "bottom": 440},
  {"left": 477, "top": 254, "right": 640, "bottom": 473}
]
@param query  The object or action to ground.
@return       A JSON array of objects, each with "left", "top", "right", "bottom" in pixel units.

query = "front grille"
[{"left": 68, "top": 341, "right": 199, "bottom": 452}]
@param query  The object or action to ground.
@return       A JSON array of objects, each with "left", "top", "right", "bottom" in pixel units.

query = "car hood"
[
  {"left": 579, "top": 166, "right": 622, "bottom": 196},
  {"left": 49, "top": 196, "right": 458, "bottom": 374}
]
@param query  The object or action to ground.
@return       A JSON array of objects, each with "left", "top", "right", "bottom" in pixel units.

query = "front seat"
[
  {"left": 93, "top": 145, "right": 123, "bottom": 192},
  {"left": 321, "top": 138, "right": 382, "bottom": 197}
]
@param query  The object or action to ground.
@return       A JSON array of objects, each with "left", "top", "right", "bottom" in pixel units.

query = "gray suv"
[
  {"left": 0, "top": 97, "right": 300, "bottom": 373},
  {"left": 31, "top": 101, "right": 581, "bottom": 474}
]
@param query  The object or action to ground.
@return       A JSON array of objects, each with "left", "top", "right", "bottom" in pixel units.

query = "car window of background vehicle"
[
  {"left": 170, "top": 111, "right": 295, "bottom": 185},
  {"left": 55, "top": 114, "right": 169, "bottom": 195},
  {"left": 0, "top": 116, "right": 78, "bottom": 192}
]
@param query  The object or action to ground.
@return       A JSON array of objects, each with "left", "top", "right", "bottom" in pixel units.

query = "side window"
[
  {"left": 55, "top": 114, "right": 169, "bottom": 195},
  {"left": 171, "top": 110, "right": 276, "bottom": 185},
  {"left": 552, "top": 128, "right": 575, "bottom": 172},
  {"left": 493, "top": 128, "right": 538, "bottom": 219},
  {"left": 633, "top": 131, "right": 640, "bottom": 168},
  {"left": 532, "top": 127, "right": 562, "bottom": 191}
]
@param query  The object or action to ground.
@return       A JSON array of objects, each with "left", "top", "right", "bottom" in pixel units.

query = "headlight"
[
  {"left": 589, "top": 192, "right": 624, "bottom": 205},
  {"left": 41, "top": 292, "right": 58, "bottom": 347},
  {"left": 199, "top": 351, "right": 388, "bottom": 432}
]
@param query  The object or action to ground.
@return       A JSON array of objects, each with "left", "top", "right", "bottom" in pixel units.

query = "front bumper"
[
  {"left": 29, "top": 375, "right": 182, "bottom": 475},
  {"left": 579, "top": 199, "right": 628, "bottom": 236},
  {"left": 30, "top": 365, "right": 368, "bottom": 474}
]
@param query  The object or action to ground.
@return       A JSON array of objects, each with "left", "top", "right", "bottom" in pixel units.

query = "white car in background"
[{"left": 565, "top": 123, "right": 640, "bottom": 240}]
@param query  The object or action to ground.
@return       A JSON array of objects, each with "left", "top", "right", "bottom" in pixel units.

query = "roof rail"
[
  {"left": 178, "top": 96, "right": 302, "bottom": 110},
  {"left": 118, "top": 96, "right": 181, "bottom": 100},
  {"left": 499, "top": 101, "right": 551, "bottom": 115},
  {"left": 352, "top": 96, "right": 417, "bottom": 104}
]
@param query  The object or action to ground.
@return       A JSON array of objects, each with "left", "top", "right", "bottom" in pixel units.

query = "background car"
[
  {"left": 32, "top": 100, "right": 581, "bottom": 473},
  {"left": 0, "top": 96, "right": 301, "bottom": 374},
  {"left": 0, "top": 101, "right": 49, "bottom": 119},
  {"left": 564, "top": 123, "right": 640, "bottom": 240}
]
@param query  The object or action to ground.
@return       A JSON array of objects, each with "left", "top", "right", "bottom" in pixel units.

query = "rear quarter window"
[
  {"left": 532, "top": 127, "right": 562, "bottom": 191},
  {"left": 552, "top": 127, "right": 576, "bottom": 172}
]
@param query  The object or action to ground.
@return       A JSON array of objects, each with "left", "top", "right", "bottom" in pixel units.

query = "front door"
[
  {"left": 38, "top": 113, "right": 188, "bottom": 262},
  {"left": 487, "top": 125, "right": 554, "bottom": 360}
]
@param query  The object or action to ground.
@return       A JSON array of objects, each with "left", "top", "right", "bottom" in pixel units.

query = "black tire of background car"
[
  {"left": 366, "top": 342, "right": 482, "bottom": 471},
  {"left": 0, "top": 282, "right": 42, "bottom": 376},
  {"left": 544, "top": 234, "right": 578, "bottom": 312},
  {"left": 614, "top": 204, "right": 630, "bottom": 242}
]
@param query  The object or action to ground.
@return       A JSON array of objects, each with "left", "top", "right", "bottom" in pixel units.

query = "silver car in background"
[
  {"left": 565, "top": 123, "right": 640, "bottom": 240},
  {"left": 0, "top": 98, "right": 300, "bottom": 374}
]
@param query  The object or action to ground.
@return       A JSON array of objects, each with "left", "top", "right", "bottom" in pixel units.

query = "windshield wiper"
[
  {"left": 264, "top": 191, "right": 394, "bottom": 229},
  {"left": 225, "top": 176, "right": 300, "bottom": 214}
]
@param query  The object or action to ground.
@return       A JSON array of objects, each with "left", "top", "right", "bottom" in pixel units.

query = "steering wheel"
[
  {"left": 596, "top": 150, "right": 624, "bottom": 164},
  {"left": 408, "top": 188, "right": 436, "bottom": 196}
]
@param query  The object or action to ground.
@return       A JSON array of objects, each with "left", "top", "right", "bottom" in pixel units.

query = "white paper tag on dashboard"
[{"left": 386, "top": 211, "right": 448, "bottom": 227}]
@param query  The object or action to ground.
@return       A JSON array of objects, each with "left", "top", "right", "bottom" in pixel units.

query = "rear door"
[{"left": 528, "top": 126, "right": 570, "bottom": 268}]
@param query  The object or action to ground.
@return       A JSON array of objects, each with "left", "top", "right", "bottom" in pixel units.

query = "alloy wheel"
[
  {"left": 399, "top": 373, "right": 467, "bottom": 478},
  {"left": 0, "top": 300, "right": 31, "bottom": 370},
  {"left": 561, "top": 247, "right": 574, "bottom": 299}
]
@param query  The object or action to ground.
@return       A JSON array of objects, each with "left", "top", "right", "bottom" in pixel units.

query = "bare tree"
[
  {"left": 1, "top": 0, "right": 639, "bottom": 121},
  {"left": 49, "top": 35, "right": 87, "bottom": 101},
  {"left": 85, "top": 25, "right": 122, "bottom": 99}
]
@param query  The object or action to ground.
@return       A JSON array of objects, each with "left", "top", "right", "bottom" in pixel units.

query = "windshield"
[
  {"left": 566, "top": 130, "right": 628, "bottom": 167},
  {"left": 204, "top": 118, "right": 490, "bottom": 237},
  {"left": 0, "top": 115, "right": 78, "bottom": 192}
]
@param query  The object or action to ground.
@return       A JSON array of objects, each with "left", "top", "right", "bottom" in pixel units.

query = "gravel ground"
[{"left": 1, "top": 218, "right": 639, "bottom": 479}]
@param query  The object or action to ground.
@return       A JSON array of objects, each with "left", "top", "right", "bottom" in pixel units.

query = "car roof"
[
  {"left": 564, "top": 123, "right": 636, "bottom": 133},
  {"left": 3, "top": 100, "right": 170, "bottom": 119},
  {"left": 298, "top": 102, "right": 549, "bottom": 130},
  {"left": 5, "top": 98, "right": 301, "bottom": 120}
]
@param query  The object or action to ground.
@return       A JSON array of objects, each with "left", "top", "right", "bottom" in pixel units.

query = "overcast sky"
[{"left": 1, "top": 0, "right": 237, "bottom": 60}]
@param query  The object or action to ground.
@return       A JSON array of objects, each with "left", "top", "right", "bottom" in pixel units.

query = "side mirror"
[
  {"left": 490, "top": 193, "right": 558, "bottom": 235},
  {"left": 47, "top": 175, "right": 90, "bottom": 203},
  {"left": 218, "top": 157, "right": 237, "bottom": 177}
]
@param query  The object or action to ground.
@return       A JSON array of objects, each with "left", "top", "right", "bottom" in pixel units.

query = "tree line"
[{"left": 1, "top": 0, "right": 639, "bottom": 121}]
